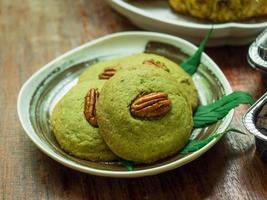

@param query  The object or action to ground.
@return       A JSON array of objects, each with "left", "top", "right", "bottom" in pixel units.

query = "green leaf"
[
  {"left": 180, "top": 128, "right": 245, "bottom": 154},
  {"left": 181, "top": 28, "right": 213, "bottom": 75},
  {"left": 120, "top": 160, "right": 134, "bottom": 171},
  {"left": 193, "top": 91, "right": 255, "bottom": 128}
]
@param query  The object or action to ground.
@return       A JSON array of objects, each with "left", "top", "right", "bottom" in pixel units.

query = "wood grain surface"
[{"left": 1, "top": 0, "right": 267, "bottom": 199}]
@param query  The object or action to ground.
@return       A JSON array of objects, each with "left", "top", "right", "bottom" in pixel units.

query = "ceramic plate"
[
  {"left": 107, "top": 0, "right": 267, "bottom": 46},
  {"left": 17, "top": 32, "right": 233, "bottom": 177}
]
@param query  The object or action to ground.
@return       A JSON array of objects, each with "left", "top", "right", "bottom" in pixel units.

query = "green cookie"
[
  {"left": 78, "top": 53, "right": 198, "bottom": 110},
  {"left": 97, "top": 66, "right": 193, "bottom": 163},
  {"left": 50, "top": 81, "right": 117, "bottom": 161}
]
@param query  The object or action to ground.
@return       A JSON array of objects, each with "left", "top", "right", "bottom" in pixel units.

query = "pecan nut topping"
[
  {"left": 99, "top": 67, "right": 116, "bottom": 80},
  {"left": 130, "top": 92, "right": 171, "bottom": 118},
  {"left": 143, "top": 59, "right": 169, "bottom": 72},
  {"left": 84, "top": 88, "right": 99, "bottom": 127}
]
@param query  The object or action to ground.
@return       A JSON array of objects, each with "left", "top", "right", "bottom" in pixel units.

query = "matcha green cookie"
[
  {"left": 50, "top": 81, "right": 117, "bottom": 161},
  {"left": 97, "top": 67, "right": 193, "bottom": 163},
  {"left": 78, "top": 53, "right": 198, "bottom": 110}
]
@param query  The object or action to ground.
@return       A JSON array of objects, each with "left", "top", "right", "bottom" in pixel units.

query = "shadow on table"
[
  {"left": 238, "top": 150, "right": 267, "bottom": 198},
  {"left": 35, "top": 132, "right": 256, "bottom": 200}
]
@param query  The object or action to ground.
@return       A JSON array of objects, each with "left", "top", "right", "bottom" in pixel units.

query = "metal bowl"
[
  {"left": 248, "top": 28, "right": 267, "bottom": 87},
  {"left": 243, "top": 93, "right": 267, "bottom": 162},
  {"left": 245, "top": 29, "right": 267, "bottom": 161}
]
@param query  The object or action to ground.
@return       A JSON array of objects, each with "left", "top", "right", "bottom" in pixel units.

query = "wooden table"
[{"left": 1, "top": 1, "right": 267, "bottom": 199}]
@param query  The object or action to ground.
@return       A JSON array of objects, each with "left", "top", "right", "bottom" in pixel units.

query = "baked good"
[
  {"left": 97, "top": 66, "right": 193, "bottom": 163},
  {"left": 79, "top": 53, "right": 198, "bottom": 110},
  {"left": 169, "top": 0, "right": 267, "bottom": 22},
  {"left": 50, "top": 81, "right": 117, "bottom": 161}
]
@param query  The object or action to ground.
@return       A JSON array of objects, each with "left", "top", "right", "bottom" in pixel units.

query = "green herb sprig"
[
  {"left": 120, "top": 160, "right": 134, "bottom": 171},
  {"left": 180, "top": 128, "right": 245, "bottom": 154},
  {"left": 193, "top": 91, "right": 255, "bottom": 128},
  {"left": 181, "top": 28, "right": 213, "bottom": 75}
]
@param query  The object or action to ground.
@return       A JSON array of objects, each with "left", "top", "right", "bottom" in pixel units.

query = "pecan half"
[
  {"left": 84, "top": 88, "right": 99, "bottom": 127},
  {"left": 130, "top": 92, "right": 171, "bottom": 118},
  {"left": 99, "top": 67, "right": 116, "bottom": 80},
  {"left": 143, "top": 59, "right": 169, "bottom": 72}
]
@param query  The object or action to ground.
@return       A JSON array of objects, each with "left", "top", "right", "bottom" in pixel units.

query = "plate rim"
[
  {"left": 108, "top": 0, "right": 267, "bottom": 30},
  {"left": 17, "top": 31, "right": 234, "bottom": 178}
]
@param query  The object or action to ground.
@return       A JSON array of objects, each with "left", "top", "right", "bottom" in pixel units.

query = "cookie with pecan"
[
  {"left": 97, "top": 66, "right": 193, "bottom": 163},
  {"left": 50, "top": 81, "right": 117, "bottom": 161},
  {"left": 78, "top": 53, "right": 198, "bottom": 110}
]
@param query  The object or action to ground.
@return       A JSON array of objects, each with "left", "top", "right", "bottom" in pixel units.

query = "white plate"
[
  {"left": 107, "top": 0, "right": 267, "bottom": 46},
  {"left": 17, "top": 32, "right": 233, "bottom": 177}
]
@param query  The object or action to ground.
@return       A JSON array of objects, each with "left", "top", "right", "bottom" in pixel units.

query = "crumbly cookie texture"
[
  {"left": 51, "top": 81, "right": 117, "bottom": 161},
  {"left": 169, "top": 0, "right": 267, "bottom": 22}
]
